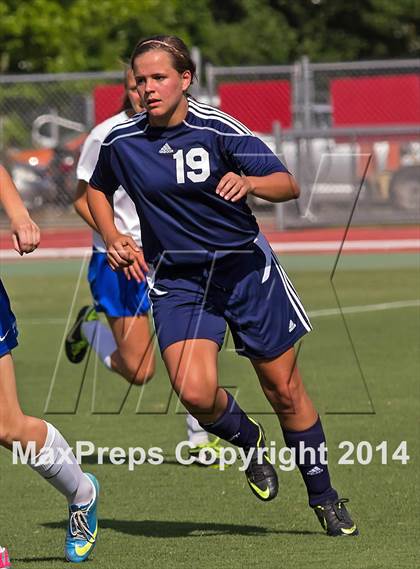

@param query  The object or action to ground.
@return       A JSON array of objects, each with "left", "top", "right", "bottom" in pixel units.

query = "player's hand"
[
  {"left": 122, "top": 246, "right": 148, "bottom": 283},
  {"left": 105, "top": 233, "right": 148, "bottom": 282},
  {"left": 10, "top": 214, "right": 40, "bottom": 255},
  {"left": 215, "top": 172, "right": 254, "bottom": 203}
]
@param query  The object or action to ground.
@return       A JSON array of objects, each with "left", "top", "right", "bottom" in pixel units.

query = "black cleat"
[
  {"left": 314, "top": 498, "right": 359, "bottom": 536},
  {"left": 65, "top": 305, "right": 98, "bottom": 364},
  {"left": 244, "top": 420, "right": 278, "bottom": 501}
]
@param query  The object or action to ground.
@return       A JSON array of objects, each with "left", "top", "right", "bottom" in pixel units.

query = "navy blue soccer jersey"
[{"left": 90, "top": 99, "right": 289, "bottom": 266}]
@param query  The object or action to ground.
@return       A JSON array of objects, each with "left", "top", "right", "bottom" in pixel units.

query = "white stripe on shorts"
[
  {"left": 271, "top": 253, "right": 312, "bottom": 332},
  {"left": 253, "top": 233, "right": 272, "bottom": 283},
  {"left": 274, "top": 255, "right": 312, "bottom": 329}
]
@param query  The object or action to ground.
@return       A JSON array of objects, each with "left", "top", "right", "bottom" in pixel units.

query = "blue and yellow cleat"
[{"left": 65, "top": 473, "right": 99, "bottom": 563}]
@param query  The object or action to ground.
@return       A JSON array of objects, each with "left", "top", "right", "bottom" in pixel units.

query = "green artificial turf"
[{"left": 0, "top": 253, "right": 418, "bottom": 568}]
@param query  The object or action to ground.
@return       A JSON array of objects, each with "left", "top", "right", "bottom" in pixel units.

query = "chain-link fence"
[
  {"left": 206, "top": 58, "right": 420, "bottom": 228},
  {"left": 0, "top": 71, "right": 124, "bottom": 226},
  {"left": 1, "top": 58, "right": 419, "bottom": 229}
]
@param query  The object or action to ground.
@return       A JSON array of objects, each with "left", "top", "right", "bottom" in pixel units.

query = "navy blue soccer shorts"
[
  {"left": 88, "top": 250, "right": 151, "bottom": 318},
  {"left": 148, "top": 233, "right": 312, "bottom": 359},
  {"left": 0, "top": 279, "right": 18, "bottom": 357}
]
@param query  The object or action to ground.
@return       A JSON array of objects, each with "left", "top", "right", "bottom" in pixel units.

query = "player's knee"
[
  {"left": 0, "top": 427, "right": 12, "bottom": 447},
  {"left": 264, "top": 369, "right": 302, "bottom": 395},
  {"left": 131, "top": 366, "right": 155, "bottom": 385},
  {"left": 263, "top": 375, "right": 305, "bottom": 412},
  {"left": 121, "top": 353, "right": 155, "bottom": 385},
  {"left": 0, "top": 415, "right": 23, "bottom": 447},
  {"left": 179, "top": 387, "right": 217, "bottom": 414}
]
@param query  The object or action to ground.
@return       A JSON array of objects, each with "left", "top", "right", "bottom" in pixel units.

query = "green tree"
[
  {"left": 270, "top": 0, "right": 419, "bottom": 61},
  {"left": 0, "top": 0, "right": 418, "bottom": 73},
  {"left": 0, "top": 0, "right": 68, "bottom": 72}
]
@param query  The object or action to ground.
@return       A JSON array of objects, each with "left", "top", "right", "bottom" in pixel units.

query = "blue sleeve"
[
  {"left": 89, "top": 143, "right": 120, "bottom": 195},
  {"left": 222, "top": 134, "right": 289, "bottom": 176}
]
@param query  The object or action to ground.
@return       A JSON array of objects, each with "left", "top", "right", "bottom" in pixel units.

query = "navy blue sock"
[
  {"left": 200, "top": 391, "right": 259, "bottom": 450},
  {"left": 282, "top": 416, "right": 338, "bottom": 507}
]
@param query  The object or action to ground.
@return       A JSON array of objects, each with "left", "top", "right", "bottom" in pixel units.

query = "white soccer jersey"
[{"left": 77, "top": 110, "right": 142, "bottom": 251}]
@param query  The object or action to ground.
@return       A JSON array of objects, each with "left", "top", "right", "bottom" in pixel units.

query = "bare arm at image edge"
[{"left": 0, "top": 165, "right": 40, "bottom": 255}]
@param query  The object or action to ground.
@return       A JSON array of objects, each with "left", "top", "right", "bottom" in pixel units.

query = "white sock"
[
  {"left": 186, "top": 413, "right": 209, "bottom": 446},
  {"left": 29, "top": 421, "right": 94, "bottom": 506},
  {"left": 81, "top": 320, "right": 117, "bottom": 370}
]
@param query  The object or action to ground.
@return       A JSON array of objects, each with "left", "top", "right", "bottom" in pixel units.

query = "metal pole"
[
  {"left": 291, "top": 60, "right": 302, "bottom": 129},
  {"left": 191, "top": 46, "right": 202, "bottom": 97},
  {"left": 273, "top": 121, "right": 285, "bottom": 230},
  {"left": 301, "top": 55, "right": 313, "bottom": 131},
  {"left": 300, "top": 55, "right": 314, "bottom": 215},
  {"left": 85, "top": 93, "right": 95, "bottom": 129},
  {"left": 205, "top": 63, "right": 215, "bottom": 106}
]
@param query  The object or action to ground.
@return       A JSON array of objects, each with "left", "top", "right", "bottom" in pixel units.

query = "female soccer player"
[
  {"left": 86, "top": 35, "right": 358, "bottom": 536},
  {"left": 67, "top": 67, "right": 223, "bottom": 464},
  {"left": 65, "top": 67, "right": 155, "bottom": 384},
  {"left": 0, "top": 165, "right": 99, "bottom": 562}
]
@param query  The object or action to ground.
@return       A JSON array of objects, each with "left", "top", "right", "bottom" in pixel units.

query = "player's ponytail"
[{"left": 119, "top": 64, "right": 133, "bottom": 113}]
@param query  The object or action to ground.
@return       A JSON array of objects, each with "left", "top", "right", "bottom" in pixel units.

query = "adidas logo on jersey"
[
  {"left": 159, "top": 143, "right": 174, "bottom": 154},
  {"left": 307, "top": 466, "right": 324, "bottom": 476},
  {"left": 288, "top": 320, "right": 296, "bottom": 333}
]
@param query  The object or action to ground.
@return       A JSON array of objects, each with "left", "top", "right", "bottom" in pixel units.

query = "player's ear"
[{"left": 181, "top": 70, "right": 192, "bottom": 93}]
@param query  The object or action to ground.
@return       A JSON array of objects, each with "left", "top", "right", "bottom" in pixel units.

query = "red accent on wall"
[
  {"left": 94, "top": 84, "right": 124, "bottom": 125},
  {"left": 331, "top": 74, "right": 420, "bottom": 126},
  {"left": 219, "top": 80, "right": 291, "bottom": 133}
]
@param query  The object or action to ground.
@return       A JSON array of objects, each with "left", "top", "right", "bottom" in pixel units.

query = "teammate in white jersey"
[
  {"left": 65, "top": 69, "right": 154, "bottom": 383},
  {"left": 0, "top": 165, "right": 99, "bottom": 563},
  {"left": 65, "top": 67, "right": 223, "bottom": 463}
]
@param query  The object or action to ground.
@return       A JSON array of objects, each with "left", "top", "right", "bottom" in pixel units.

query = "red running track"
[{"left": 0, "top": 225, "right": 419, "bottom": 256}]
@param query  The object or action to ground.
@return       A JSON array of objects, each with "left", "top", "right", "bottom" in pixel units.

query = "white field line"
[
  {"left": 0, "top": 239, "right": 419, "bottom": 260},
  {"left": 0, "top": 247, "right": 89, "bottom": 260},
  {"left": 270, "top": 239, "right": 420, "bottom": 252},
  {"left": 307, "top": 299, "right": 420, "bottom": 318},
  {"left": 20, "top": 299, "right": 420, "bottom": 326}
]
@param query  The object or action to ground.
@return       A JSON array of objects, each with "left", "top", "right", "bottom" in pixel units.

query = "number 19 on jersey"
[{"left": 173, "top": 148, "right": 210, "bottom": 184}]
